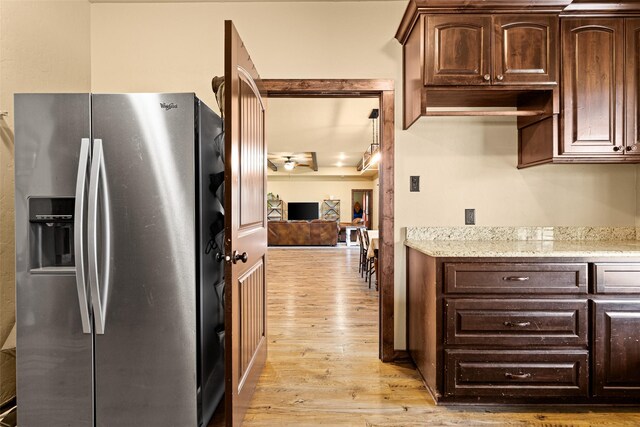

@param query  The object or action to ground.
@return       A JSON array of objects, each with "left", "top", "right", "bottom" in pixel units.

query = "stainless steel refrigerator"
[{"left": 14, "top": 93, "right": 226, "bottom": 426}]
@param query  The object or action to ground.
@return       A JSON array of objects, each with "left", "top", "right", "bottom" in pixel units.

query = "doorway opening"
[
  {"left": 262, "top": 79, "right": 395, "bottom": 361},
  {"left": 351, "top": 189, "right": 374, "bottom": 231}
]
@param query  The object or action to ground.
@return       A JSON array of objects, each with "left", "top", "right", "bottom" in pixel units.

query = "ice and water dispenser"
[{"left": 29, "top": 197, "right": 75, "bottom": 270}]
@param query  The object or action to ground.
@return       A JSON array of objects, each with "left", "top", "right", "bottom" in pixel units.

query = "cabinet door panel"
[
  {"left": 594, "top": 301, "right": 640, "bottom": 397},
  {"left": 426, "top": 15, "right": 491, "bottom": 85},
  {"left": 494, "top": 15, "right": 558, "bottom": 85},
  {"left": 626, "top": 19, "right": 640, "bottom": 156},
  {"left": 561, "top": 19, "right": 624, "bottom": 155}
]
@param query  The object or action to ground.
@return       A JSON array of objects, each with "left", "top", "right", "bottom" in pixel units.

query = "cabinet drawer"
[
  {"left": 445, "top": 263, "right": 587, "bottom": 294},
  {"left": 445, "top": 350, "right": 589, "bottom": 398},
  {"left": 594, "top": 263, "right": 640, "bottom": 294},
  {"left": 445, "top": 299, "right": 588, "bottom": 347}
]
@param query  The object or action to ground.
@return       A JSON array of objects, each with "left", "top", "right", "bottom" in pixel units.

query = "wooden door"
[
  {"left": 351, "top": 189, "right": 373, "bottom": 229},
  {"left": 362, "top": 190, "right": 373, "bottom": 230},
  {"left": 493, "top": 15, "right": 558, "bottom": 85},
  {"left": 224, "top": 20, "right": 268, "bottom": 427},
  {"left": 561, "top": 19, "right": 624, "bottom": 155},
  {"left": 593, "top": 301, "right": 640, "bottom": 397},
  {"left": 425, "top": 15, "right": 492, "bottom": 85},
  {"left": 626, "top": 19, "right": 640, "bottom": 156}
]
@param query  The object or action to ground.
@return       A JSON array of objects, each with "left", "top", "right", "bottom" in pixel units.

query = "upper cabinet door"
[
  {"left": 493, "top": 15, "right": 558, "bottom": 85},
  {"left": 626, "top": 19, "right": 640, "bottom": 156},
  {"left": 425, "top": 15, "right": 492, "bottom": 85},
  {"left": 561, "top": 19, "right": 625, "bottom": 155}
]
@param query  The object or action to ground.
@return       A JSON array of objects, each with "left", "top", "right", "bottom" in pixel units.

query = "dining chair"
[{"left": 357, "top": 228, "right": 367, "bottom": 278}]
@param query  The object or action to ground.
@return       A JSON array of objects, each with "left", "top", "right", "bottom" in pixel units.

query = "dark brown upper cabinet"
[
  {"left": 559, "top": 18, "right": 640, "bottom": 161},
  {"left": 425, "top": 15, "right": 558, "bottom": 87},
  {"left": 626, "top": 19, "right": 640, "bottom": 156},
  {"left": 426, "top": 15, "right": 492, "bottom": 86},
  {"left": 494, "top": 15, "right": 558, "bottom": 85},
  {"left": 560, "top": 19, "right": 625, "bottom": 156}
]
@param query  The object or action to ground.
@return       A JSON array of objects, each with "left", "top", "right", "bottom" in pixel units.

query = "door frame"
[
  {"left": 262, "top": 79, "right": 395, "bottom": 362},
  {"left": 351, "top": 188, "right": 374, "bottom": 230}
]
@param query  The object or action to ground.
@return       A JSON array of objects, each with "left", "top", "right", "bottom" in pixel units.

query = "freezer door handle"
[
  {"left": 74, "top": 138, "right": 92, "bottom": 334},
  {"left": 88, "top": 139, "right": 111, "bottom": 335}
]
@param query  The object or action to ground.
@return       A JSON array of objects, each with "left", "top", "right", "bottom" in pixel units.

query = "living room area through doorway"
[{"left": 266, "top": 97, "right": 380, "bottom": 251}]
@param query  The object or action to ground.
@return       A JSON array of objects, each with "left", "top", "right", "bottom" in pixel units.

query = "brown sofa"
[{"left": 268, "top": 220, "right": 339, "bottom": 246}]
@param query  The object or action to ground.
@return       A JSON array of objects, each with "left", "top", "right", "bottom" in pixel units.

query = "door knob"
[
  {"left": 483, "top": 74, "right": 491, "bottom": 81},
  {"left": 216, "top": 252, "right": 231, "bottom": 262},
  {"left": 232, "top": 250, "right": 248, "bottom": 264}
]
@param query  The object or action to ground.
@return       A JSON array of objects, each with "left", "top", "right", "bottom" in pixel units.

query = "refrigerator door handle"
[
  {"left": 88, "top": 138, "right": 111, "bottom": 335},
  {"left": 74, "top": 138, "right": 92, "bottom": 334}
]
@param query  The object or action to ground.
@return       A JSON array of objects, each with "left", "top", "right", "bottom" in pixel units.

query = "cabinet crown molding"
[
  {"left": 396, "top": 0, "right": 572, "bottom": 43},
  {"left": 562, "top": 1, "right": 640, "bottom": 16}
]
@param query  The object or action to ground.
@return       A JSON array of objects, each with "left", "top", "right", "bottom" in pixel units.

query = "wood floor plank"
[{"left": 221, "top": 248, "right": 640, "bottom": 426}]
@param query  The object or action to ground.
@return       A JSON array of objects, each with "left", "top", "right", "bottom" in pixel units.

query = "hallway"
[{"left": 241, "top": 248, "right": 640, "bottom": 426}]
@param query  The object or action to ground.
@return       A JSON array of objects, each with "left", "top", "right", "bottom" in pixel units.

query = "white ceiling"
[{"left": 267, "top": 97, "right": 379, "bottom": 169}]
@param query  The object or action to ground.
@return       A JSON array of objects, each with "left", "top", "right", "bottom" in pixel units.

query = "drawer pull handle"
[
  {"left": 505, "top": 372, "right": 532, "bottom": 380},
  {"left": 503, "top": 321, "right": 531, "bottom": 328},
  {"left": 503, "top": 276, "right": 530, "bottom": 282}
]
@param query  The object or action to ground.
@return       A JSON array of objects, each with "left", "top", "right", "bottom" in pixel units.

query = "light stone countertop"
[{"left": 404, "top": 239, "right": 640, "bottom": 258}]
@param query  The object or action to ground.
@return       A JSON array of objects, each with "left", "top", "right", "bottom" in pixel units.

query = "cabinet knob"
[
  {"left": 496, "top": 75, "right": 504, "bottom": 81},
  {"left": 613, "top": 146, "right": 624, "bottom": 152},
  {"left": 627, "top": 145, "right": 637, "bottom": 152},
  {"left": 483, "top": 74, "right": 491, "bottom": 81}
]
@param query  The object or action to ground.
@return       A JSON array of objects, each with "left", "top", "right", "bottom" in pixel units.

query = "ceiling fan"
[
  {"left": 283, "top": 156, "right": 295, "bottom": 171},
  {"left": 267, "top": 152, "right": 317, "bottom": 171}
]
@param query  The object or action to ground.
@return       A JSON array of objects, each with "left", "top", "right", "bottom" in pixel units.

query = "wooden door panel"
[
  {"left": 561, "top": 19, "right": 624, "bottom": 155},
  {"left": 626, "top": 19, "right": 640, "bottom": 155},
  {"left": 426, "top": 15, "right": 491, "bottom": 85},
  {"left": 594, "top": 301, "right": 640, "bottom": 397},
  {"left": 238, "top": 259, "right": 266, "bottom": 385},
  {"left": 239, "top": 78, "right": 266, "bottom": 228},
  {"left": 224, "top": 20, "right": 268, "bottom": 427},
  {"left": 494, "top": 15, "right": 557, "bottom": 84}
]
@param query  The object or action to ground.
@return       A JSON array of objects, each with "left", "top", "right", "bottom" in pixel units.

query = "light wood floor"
[{"left": 240, "top": 248, "right": 640, "bottom": 426}]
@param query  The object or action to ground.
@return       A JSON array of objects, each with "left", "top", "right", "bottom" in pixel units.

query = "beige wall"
[
  {"left": 268, "top": 177, "right": 375, "bottom": 225},
  {"left": 0, "top": 0, "right": 91, "bottom": 400}
]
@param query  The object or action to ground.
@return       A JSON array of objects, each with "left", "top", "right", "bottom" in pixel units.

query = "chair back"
[{"left": 362, "top": 228, "right": 370, "bottom": 249}]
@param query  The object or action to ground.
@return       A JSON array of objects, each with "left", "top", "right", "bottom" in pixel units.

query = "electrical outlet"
[
  {"left": 410, "top": 176, "right": 420, "bottom": 192},
  {"left": 465, "top": 208, "right": 475, "bottom": 225}
]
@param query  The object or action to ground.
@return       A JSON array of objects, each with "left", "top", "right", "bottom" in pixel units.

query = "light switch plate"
[
  {"left": 465, "top": 208, "right": 475, "bottom": 225},
  {"left": 410, "top": 176, "right": 420, "bottom": 192}
]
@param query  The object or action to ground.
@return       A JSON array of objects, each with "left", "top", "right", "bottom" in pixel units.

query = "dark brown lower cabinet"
[
  {"left": 594, "top": 300, "right": 640, "bottom": 398},
  {"left": 445, "top": 350, "right": 589, "bottom": 398},
  {"left": 407, "top": 248, "right": 640, "bottom": 404}
]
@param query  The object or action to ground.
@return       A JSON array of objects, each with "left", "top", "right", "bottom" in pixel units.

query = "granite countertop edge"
[{"left": 404, "top": 239, "right": 640, "bottom": 258}]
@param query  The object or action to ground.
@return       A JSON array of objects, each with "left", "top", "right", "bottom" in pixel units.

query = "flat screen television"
[{"left": 288, "top": 202, "right": 319, "bottom": 221}]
